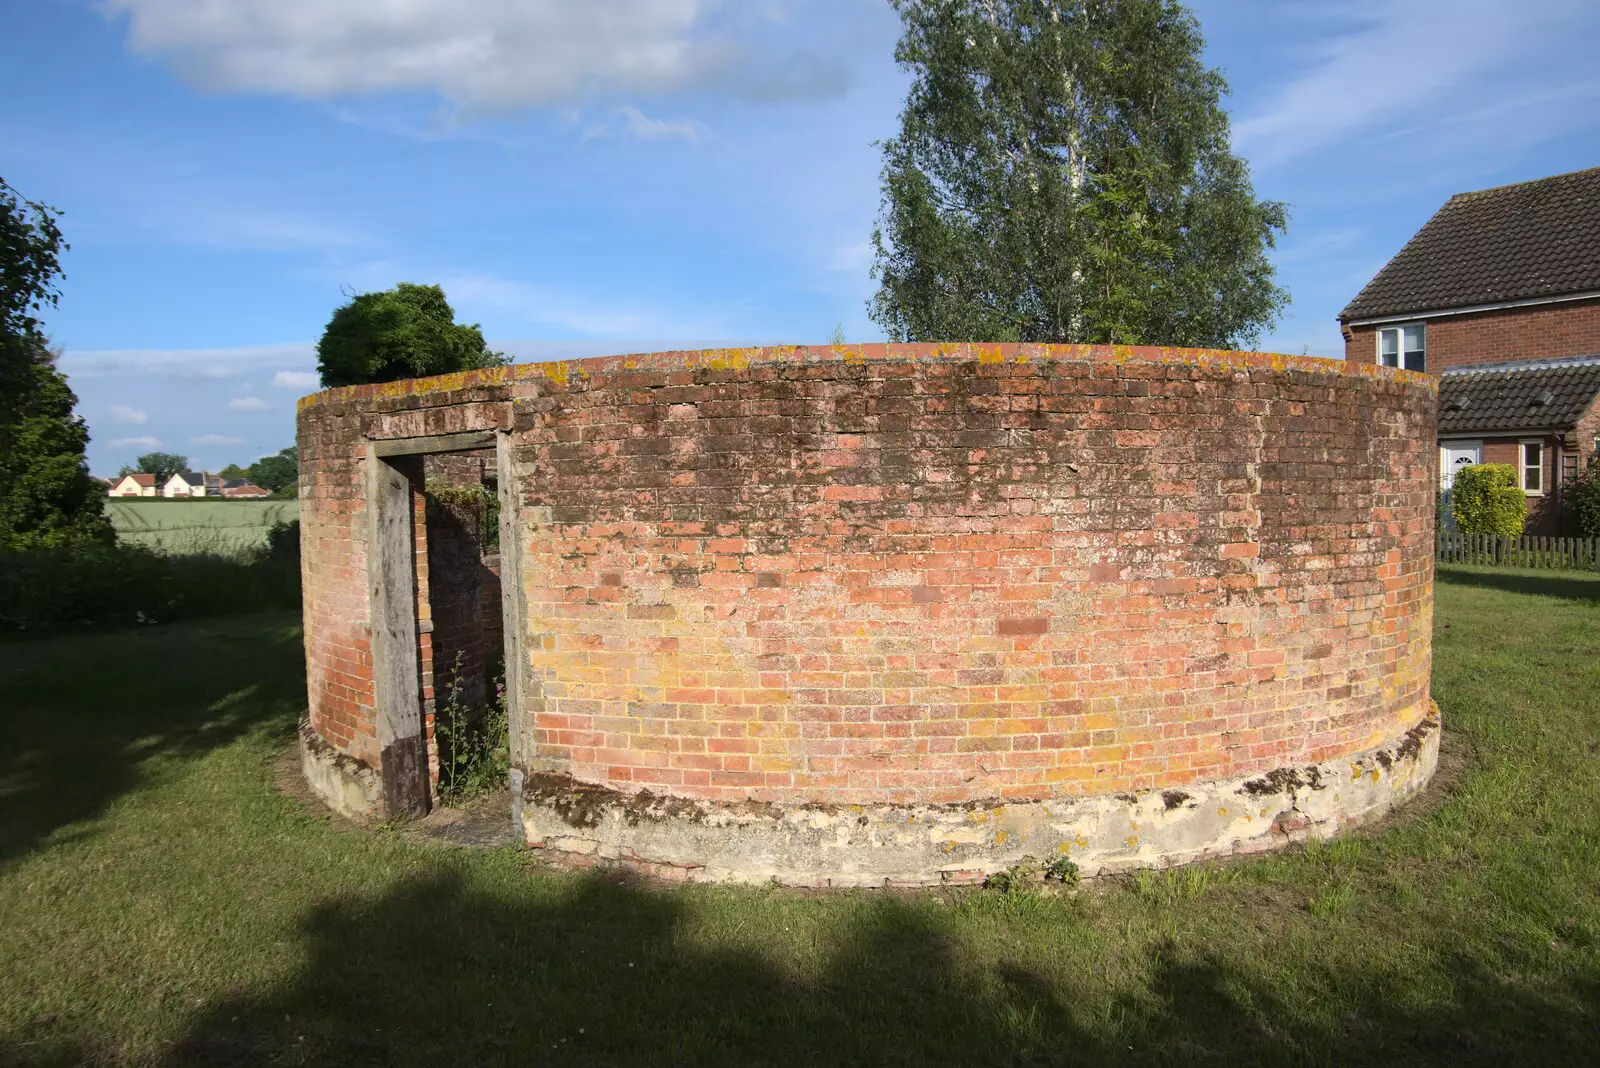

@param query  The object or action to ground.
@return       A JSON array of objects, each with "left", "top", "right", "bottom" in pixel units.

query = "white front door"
[{"left": 1440, "top": 441, "right": 1482, "bottom": 490}]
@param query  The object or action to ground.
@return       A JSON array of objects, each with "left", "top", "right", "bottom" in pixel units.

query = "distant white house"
[
  {"left": 108, "top": 473, "right": 158, "bottom": 497},
  {"left": 109, "top": 470, "right": 276, "bottom": 499},
  {"left": 162, "top": 471, "right": 221, "bottom": 498}
]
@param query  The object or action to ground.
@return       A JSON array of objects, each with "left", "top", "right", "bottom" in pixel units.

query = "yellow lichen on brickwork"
[{"left": 705, "top": 348, "right": 752, "bottom": 370}]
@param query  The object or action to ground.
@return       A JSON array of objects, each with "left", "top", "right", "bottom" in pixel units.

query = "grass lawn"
[{"left": 3, "top": 565, "right": 1599, "bottom": 1066}]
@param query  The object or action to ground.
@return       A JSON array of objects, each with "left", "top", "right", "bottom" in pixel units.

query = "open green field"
[
  {"left": 3, "top": 565, "right": 1598, "bottom": 1066},
  {"left": 107, "top": 499, "right": 299, "bottom": 554}
]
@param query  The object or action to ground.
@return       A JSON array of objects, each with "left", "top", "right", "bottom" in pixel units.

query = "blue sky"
[{"left": 3, "top": 0, "right": 1598, "bottom": 476}]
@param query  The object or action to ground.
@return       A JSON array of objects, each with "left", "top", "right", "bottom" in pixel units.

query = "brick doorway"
[{"left": 366, "top": 431, "right": 520, "bottom": 816}]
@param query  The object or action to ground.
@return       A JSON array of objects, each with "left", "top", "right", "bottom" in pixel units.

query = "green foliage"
[
  {"left": 983, "top": 856, "right": 1040, "bottom": 892},
  {"left": 316, "top": 283, "right": 507, "bottom": 387},
  {"left": 425, "top": 478, "right": 500, "bottom": 552},
  {"left": 1572, "top": 457, "right": 1600, "bottom": 538},
  {"left": 870, "top": 0, "right": 1287, "bottom": 346},
  {"left": 0, "top": 531, "right": 300, "bottom": 637},
  {"left": 1451, "top": 464, "right": 1526, "bottom": 537},
  {"left": 218, "top": 463, "right": 248, "bottom": 479},
  {"left": 135, "top": 451, "right": 189, "bottom": 484},
  {"left": 0, "top": 178, "right": 114, "bottom": 551},
  {"left": 1043, "top": 854, "right": 1080, "bottom": 885},
  {"left": 248, "top": 446, "right": 298, "bottom": 493},
  {"left": 434, "top": 654, "right": 510, "bottom": 804}
]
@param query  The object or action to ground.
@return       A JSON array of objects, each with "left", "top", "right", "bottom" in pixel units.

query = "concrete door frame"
[{"left": 365, "top": 429, "right": 514, "bottom": 817}]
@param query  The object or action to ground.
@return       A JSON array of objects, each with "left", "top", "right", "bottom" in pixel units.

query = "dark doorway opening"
[{"left": 367, "top": 432, "right": 514, "bottom": 817}]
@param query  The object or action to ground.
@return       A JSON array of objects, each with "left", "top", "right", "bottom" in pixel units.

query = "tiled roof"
[
  {"left": 1438, "top": 355, "right": 1600, "bottom": 435},
  {"left": 1342, "top": 167, "right": 1600, "bottom": 322}
]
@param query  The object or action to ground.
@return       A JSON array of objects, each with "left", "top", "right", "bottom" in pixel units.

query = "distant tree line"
[{"left": 119, "top": 447, "right": 299, "bottom": 497}]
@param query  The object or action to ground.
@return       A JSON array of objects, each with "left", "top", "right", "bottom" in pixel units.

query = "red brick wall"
[
  {"left": 298, "top": 346, "right": 1436, "bottom": 810},
  {"left": 1344, "top": 296, "right": 1600, "bottom": 372}
]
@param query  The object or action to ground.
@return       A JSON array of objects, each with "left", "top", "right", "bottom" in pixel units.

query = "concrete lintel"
[{"left": 371, "top": 430, "right": 498, "bottom": 457}]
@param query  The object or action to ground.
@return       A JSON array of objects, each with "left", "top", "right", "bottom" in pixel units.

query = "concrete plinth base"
[
  {"left": 519, "top": 709, "right": 1440, "bottom": 887},
  {"left": 299, "top": 717, "right": 382, "bottom": 821}
]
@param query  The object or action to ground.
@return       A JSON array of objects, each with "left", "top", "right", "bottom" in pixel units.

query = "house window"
[
  {"left": 1521, "top": 440, "right": 1543, "bottom": 495},
  {"left": 1378, "top": 324, "right": 1425, "bottom": 371}
]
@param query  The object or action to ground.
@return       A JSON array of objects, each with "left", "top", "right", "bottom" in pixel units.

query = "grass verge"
[{"left": 2, "top": 565, "right": 1598, "bottom": 1066}]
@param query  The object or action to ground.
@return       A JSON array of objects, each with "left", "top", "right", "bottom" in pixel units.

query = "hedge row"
[{"left": 0, "top": 521, "right": 301, "bottom": 638}]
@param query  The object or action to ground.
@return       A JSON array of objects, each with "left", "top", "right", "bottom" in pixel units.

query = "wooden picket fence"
[{"left": 1436, "top": 531, "right": 1600, "bottom": 571}]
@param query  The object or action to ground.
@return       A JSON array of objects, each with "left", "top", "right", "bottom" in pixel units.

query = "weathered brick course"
[{"left": 298, "top": 345, "right": 1436, "bottom": 838}]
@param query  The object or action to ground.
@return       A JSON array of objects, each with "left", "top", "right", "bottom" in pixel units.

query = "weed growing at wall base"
[{"left": 434, "top": 655, "right": 510, "bottom": 804}]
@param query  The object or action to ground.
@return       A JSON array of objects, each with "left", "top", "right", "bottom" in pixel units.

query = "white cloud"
[
  {"left": 111, "top": 436, "right": 162, "bottom": 450},
  {"left": 1234, "top": 0, "right": 1587, "bottom": 169},
  {"left": 228, "top": 396, "right": 272, "bottom": 412},
  {"left": 272, "top": 370, "right": 321, "bottom": 389},
  {"left": 62, "top": 344, "right": 316, "bottom": 381},
  {"left": 443, "top": 272, "right": 729, "bottom": 337},
  {"left": 109, "top": 404, "right": 148, "bottom": 425},
  {"left": 190, "top": 434, "right": 246, "bottom": 446},
  {"left": 103, "top": 0, "right": 848, "bottom": 111},
  {"left": 169, "top": 207, "right": 368, "bottom": 253},
  {"left": 584, "top": 106, "right": 705, "bottom": 144}
]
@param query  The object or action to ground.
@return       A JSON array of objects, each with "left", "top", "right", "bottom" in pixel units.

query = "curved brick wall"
[{"left": 297, "top": 345, "right": 1438, "bottom": 884}]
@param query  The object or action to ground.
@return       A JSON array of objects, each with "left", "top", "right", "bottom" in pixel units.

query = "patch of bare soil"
[{"left": 270, "top": 743, "right": 517, "bottom": 848}]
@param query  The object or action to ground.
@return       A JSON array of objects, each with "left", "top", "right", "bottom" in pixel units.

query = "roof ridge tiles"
[{"left": 1439, "top": 354, "right": 1600, "bottom": 376}]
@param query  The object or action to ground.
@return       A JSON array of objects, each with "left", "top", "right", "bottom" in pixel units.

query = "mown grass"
[{"left": 2, "top": 565, "right": 1598, "bottom": 1066}]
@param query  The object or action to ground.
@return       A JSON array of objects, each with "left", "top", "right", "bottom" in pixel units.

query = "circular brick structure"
[{"left": 296, "top": 344, "right": 1439, "bottom": 885}]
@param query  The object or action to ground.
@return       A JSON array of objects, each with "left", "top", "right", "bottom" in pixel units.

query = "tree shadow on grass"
[
  {"left": 0, "top": 613, "right": 305, "bottom": 867},
  {"left": 1435, "top": 566, "right": 1600, "bottom": 603},
  {"left": 113, "top": 870, "right": 1598, "bottom": 1068}
]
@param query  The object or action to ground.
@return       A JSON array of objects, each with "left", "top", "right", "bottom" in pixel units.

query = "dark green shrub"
[
  {"left": 1451, "top": 464, "right": 1526, "bottom": 537},
  {"left": 1573, "top": 459, "right": 1600, "bottom": 538},
  {"left": 0, "top": 534, "right": 300, "bottom": 638}
]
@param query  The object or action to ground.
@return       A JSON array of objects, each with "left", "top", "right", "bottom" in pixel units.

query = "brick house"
[{"left": 1340, "top": 167, "right": 1600, "bottom": 534}]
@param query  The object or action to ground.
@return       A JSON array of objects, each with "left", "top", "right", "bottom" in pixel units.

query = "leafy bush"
[
  {"left": 0, "top": 523, "right": 300, "bottom": 638},
  {"left": 434, "top": 654, "right": 510, "bottom": 804},
  {"left": 1451, "top": 464, "right": 1526, "bottom": 537},
  {"left": 316, "top": 283, "right": 506, "bottom": 387},
  {"left": 1573, "top": 459, "right": 1600, "bottom": 538},
  {"left": 425, "top": 479, "right": 499, "bottom": 552}
]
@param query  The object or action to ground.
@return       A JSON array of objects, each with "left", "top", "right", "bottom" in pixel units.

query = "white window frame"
[
  {"left": 1377, "top": 323, "right": 1426, "bottom": 372},
  {"left": 1520, "top": 439, "right": 1544, "bottom": 496}
]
